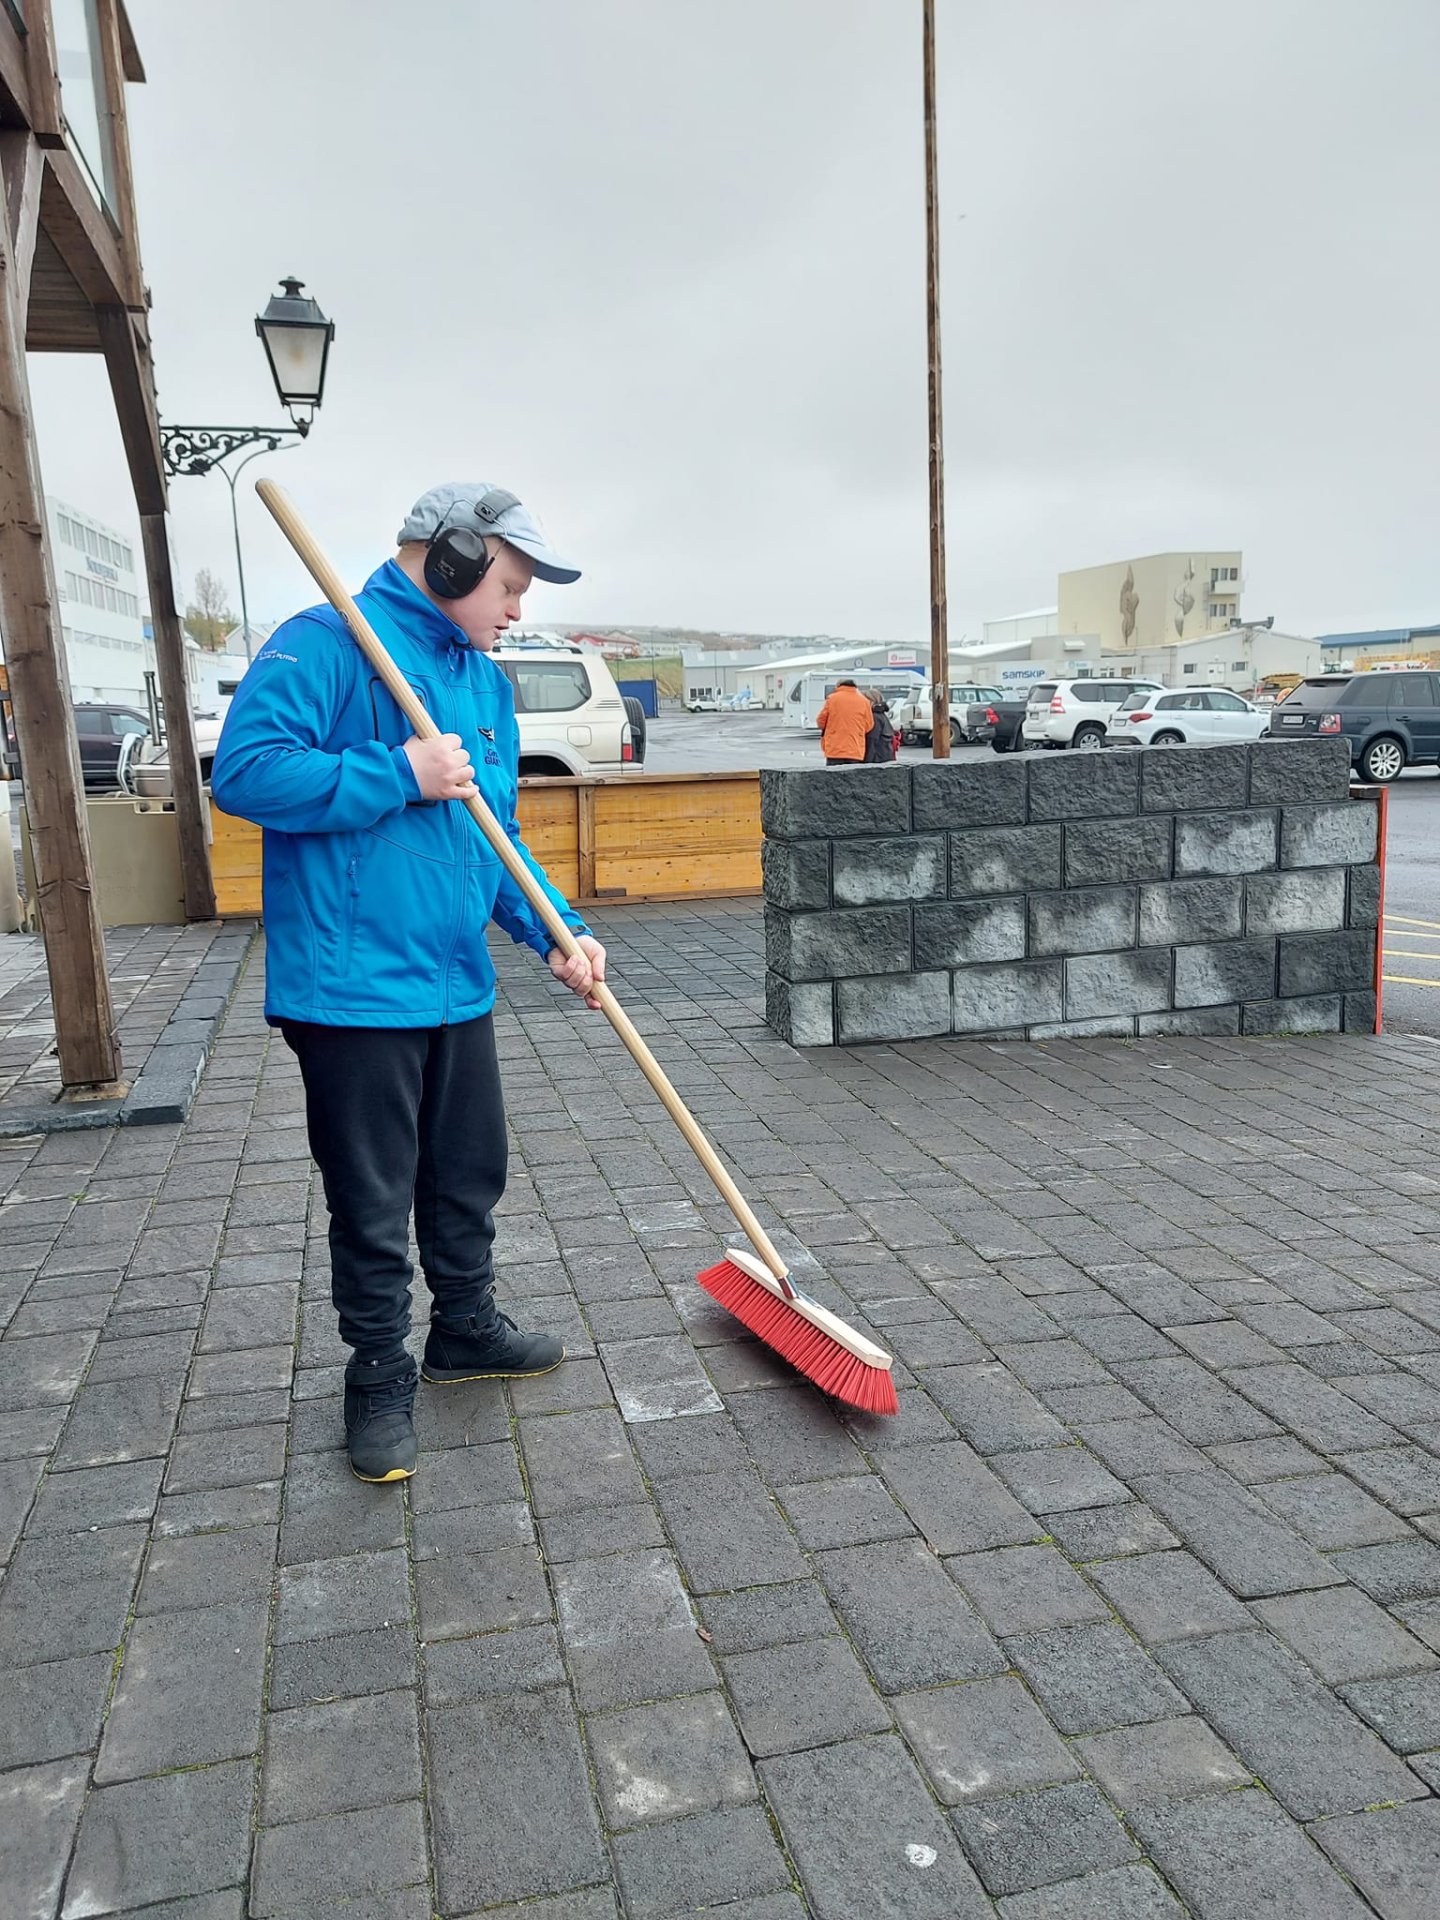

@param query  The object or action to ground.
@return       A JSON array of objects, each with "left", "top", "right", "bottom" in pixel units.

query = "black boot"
[
  {"left": 344, "top": 1358, "right": 419, "bottom": 1483},
  {"left": 422, "top": 1300, "right": 564, "bottom": 1384}
]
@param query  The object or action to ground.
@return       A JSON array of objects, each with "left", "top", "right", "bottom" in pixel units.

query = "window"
[
  {"left": 1391, "top": 673, "right": 1436, "bottom": 707},
  {"left": 1232, "top": 660, "right": 1247, "bottom": 673},
  {"left": 1183, "top": 663, "right": 1196, "bottom": 675},
  {"left": 1209, "top": 692, "right": 1246, "bottom": 711},
  {"left": 501, "top": 660, "right": 591, "bottom": 712},
  {"left": 1026, "top": 683, "right": 1057, "bottom": 706},
  {"left": 1071, "top": 683, "right": 1105, "bottom": 703},
  {"left": 110, "top": 712, "right": 147, "bottom": 736}
]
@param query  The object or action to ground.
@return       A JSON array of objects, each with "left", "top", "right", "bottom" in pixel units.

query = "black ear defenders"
[{"left": 423, "top": 488, "right": 522, "bottom": 600}]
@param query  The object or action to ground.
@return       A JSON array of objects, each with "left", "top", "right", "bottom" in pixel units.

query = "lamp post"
[
  {"left": 922, "top": 0, "right": 950, "bottom": 759},
  {"left": 160, "top": 277, "right": 335, "bottom": 656}
]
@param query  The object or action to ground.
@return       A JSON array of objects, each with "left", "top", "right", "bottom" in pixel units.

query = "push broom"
[{"left": 255, "top": 482, "right": 898, "bottom": 1415}]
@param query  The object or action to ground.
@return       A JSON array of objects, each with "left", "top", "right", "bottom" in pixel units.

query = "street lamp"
[{"left": 160, "top": 278, "right": 336, "bottom": 657}]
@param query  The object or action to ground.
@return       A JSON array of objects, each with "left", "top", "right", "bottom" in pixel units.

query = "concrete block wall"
[{"left": 762, "top": 738, "right": 1381, "bottom": 1047}]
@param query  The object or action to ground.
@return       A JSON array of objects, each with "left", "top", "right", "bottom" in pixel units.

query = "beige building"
[{"left": 1058, "top": 552, "right": 1243, "bottom": 652}]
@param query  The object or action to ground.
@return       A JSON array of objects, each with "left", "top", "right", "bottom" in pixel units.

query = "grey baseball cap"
[{"left": 397, "top": 481, "right": 581, "bottom": 585}]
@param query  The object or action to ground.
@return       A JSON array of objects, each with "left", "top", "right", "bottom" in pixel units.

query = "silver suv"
[
  {"left": 493, "top": 641, "right": 636, "bottom": 778},
  {"left": 1021, "top": 676, "right": 1165, "bottom": 750}
]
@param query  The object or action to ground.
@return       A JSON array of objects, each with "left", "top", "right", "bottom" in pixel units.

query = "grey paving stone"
[
  {"left": 62, "top": 1759, "right": 254, "bottom": 1917},
  {"left": 1086, "top": 1548, "right": 1254, "bottom": 1643},
  {"left": 0, "top": 1328, "right": 96, "bottom": 1411},
  {"left": 1226, "top": 1361, "right": 1399, "bottom": 1453},
  {"left": 554, "top": 1549, "right": 716, "bottom": 1711},
  {"left": 1074, "top": 1316, "right": 1182, "bottom": 1363},
  {"left": 612, "top": 1804, "right": 793, "bottom": 1919},
  {"left": 816, "top": 1537, "right": 1006, "bottom": 1691},
  {"left": 925, "top": 1362, "right": 1068, "bottom": 1454},
  {"left": 878, "top": 1441, "right": 1042, "bottom": 1553},
  {"left": 498, "top": 1409, "right": 644, "bottom": 1518},
  {"left": 53, "top": 1371, "right": 186, "bottom": 1468},
  {"left": 410, "top": 1500, "right": 532, "bottom": 1562},
  {"left": 989, "top": 1444, "right": 1131, "bottom": 1514},
  {"left": 1329, "top": 1539, "right": 1440, "bottom": 1603},
  {"left": 0, "top": 1523, "right": 146, "bottom": 1664},
  {"left": 1115, "top": 1356, "right": 1282, "bottom": 1445},
  {"left": 1131, "top": 1788, "right": 1373, "bottom": 1919},
  {"left": 1079, "top": 1417, "right": 1211, "bottom": 1478},
  {"left": 268, "top": 1625, "right": 420, "bottom": 1711},
  {"left": 416, "top": 1544, "right": 552, "bottom": 1640},
  {"left": 275, "top": 1548, "right": 412, "bottom": 1644},
  {"left": 0, "top": 1650, "right": 110, "bottom": 1771},
  {"left": 423, "top": 1623, "right": 565, "bottom": 1706},
  {"left": 697, "top": 1578, "right": 839, "bottom": 1654},
  {"left": 1205, "top": 1435, "right": 1328, "bottom": 1482},
  {"left": 1131, "top": 1469, "right": 1344, "bottom": 1597},
  {"left": 156, "top": 1481, "right": 282, "bottom": 1537},
  {"left": 996, "top": 1862, "right": 1187, "bottom": 1919},
  {"left": 278, "top": 1449, "right": 407, "bottom": 1565},
  {"left": 250, "top": 1800, "right": 429, "bottom": 1917},
  {"left": 100, "top": 1895, "right": 246, "bottom": 1920},
  {"left": 726, "top": 1383, "right": 867, "bottom": 1482},
  {"left": 96, "top": 1597, "right": 268, "bottom": 1783},
  {"left": 651, "top": 1467, "right": 806, "bottom": 1592},
  {"left": 952, "top": 1780, "right": 1139, "bottom": 1896},
  {"left": 1250, "top": 1585, "right": 1435, "bottom": 1685},
  {"left": 164, "top": 1421, "right": 288, "bottom": 1494},
  {"left": 760, "top": 1734, "right": 992, "bottom": 1918},
  {"left": 1005, "top": 1620, "right": 1187, "bottom": 1733},
  {"left": 722, "top": 1634, "right": 892, "bottom": 1754},
  {"left": 405, "top": 1439, "right": 522, "bottom": 1513},
  {"left": 23, "top": 1457, "right": 162, "bottom": 1535},
  {"left": 950, "top": 1544, "right": 1111, "bottom": 1634},
  {"left": 1341, "top": 1444, "right": 1440, "bottom": 1516},
  {"left": 536, "top": 1499, "right": 665, "bottom": 1564},
  {"left": 1157, "top": 1629, "right": 1425, "bottom": 1818},
  {"left": 1044, "top": 1501, "right": 1182, "bottom": 1562},
  {"left": 777, "top": 1473, "right": 916, "bottom": 1549},
  {"left": 1339, "top": 1667, "right": 1440, "bottom": 1752},
  {"left": 1076, "top": 1714, "right": 1251, "bottom": 1808},
  {"left": 469, "top": 1896, "right": 620, "bottom": 1920},
  {"left": 894, "top": 1675, "right": 1081, "bottom": 1803},
  {"left": 0, "top": 1756, "right": 88, "bottom": 1920},
  {"left": 1311, "top": 1799, "right": 1440, "bottom": 1920},
  {"left": 588, "top": 1691, "right": 755, "bottom": 1828},
  {"left": 261, "top": 1689, "right": 422, "bottom": 1825},
  {"left": 1256, "top": 1470, "right": 1415, "bottom": 1548}
]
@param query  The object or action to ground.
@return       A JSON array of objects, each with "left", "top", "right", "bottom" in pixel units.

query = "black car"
[
  {"left": 1267, "top": 671, "right": 1440, "bottom": 782},
  {"left": 73, "top": 704, "right": 150, "bottom": 790}
]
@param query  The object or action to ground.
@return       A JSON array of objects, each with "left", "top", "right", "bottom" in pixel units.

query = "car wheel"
[
  {"left": 621, "top": 697, "right": 648, "bottom": 765},
  {"left": 1150, "top": 730, "right": 1184, "bottom": 746},
  {"left": 949, "top": 718, "right": 963, "bottom": 748},
  {"left": 1361, "top": 736, "right": 1405, "bottom": 783},
  {"left": 1072, "top": 725, "right": 1106, "bottom": 750}
]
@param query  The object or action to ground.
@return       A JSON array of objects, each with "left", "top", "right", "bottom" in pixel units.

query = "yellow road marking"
[
  {"left": 1383, "top": 950, "right": 1440, "bottom": 961},
  {"left": 1388, "top": 915, "right": 1440, "bottom": 930},
  {"left": 1382, "top": 974, "right": 1440, "bottom": 988}
]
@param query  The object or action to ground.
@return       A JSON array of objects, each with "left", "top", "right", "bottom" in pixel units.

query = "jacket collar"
[{"left": 361, "top": 559, "right": 472, "bottom": 653}]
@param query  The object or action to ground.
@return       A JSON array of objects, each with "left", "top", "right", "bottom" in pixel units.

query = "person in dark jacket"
[
  {"left": 864, "top": 691, "right": 897, "bottom": 762},
  {"left": 212, "top": 482, "right": 605, "bottom": 1484}
]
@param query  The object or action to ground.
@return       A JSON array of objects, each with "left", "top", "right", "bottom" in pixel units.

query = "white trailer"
[{"left": 783, "top": 667, "right": 925, "bottom": 730}]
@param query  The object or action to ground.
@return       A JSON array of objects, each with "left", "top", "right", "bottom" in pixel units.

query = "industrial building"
[
  {"left": 682, "top": 641, "right": 915, "bottom": 709},
  {"left": 1318, "top": 625, "right": 1440, "bottom": 668},
  {"left": 1057, "top": 551, "right": 1244, "bottom": 652},
  {"left": 46, "top": 497, "right": 154, "bottom": 705}
]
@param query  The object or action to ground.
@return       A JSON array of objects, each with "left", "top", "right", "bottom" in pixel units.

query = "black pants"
[{"left": 281, "top": 1015, "right": 507, "bottom": 1371}]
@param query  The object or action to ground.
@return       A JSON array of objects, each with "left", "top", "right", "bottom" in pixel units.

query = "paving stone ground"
[{"left": 4, "top": 897, "right": 1440, "bottom": 1917}]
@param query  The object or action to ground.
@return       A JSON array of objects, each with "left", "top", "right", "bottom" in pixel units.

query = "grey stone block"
[
  {"left": 950, "top": 1545, "right": 1111, "bottom": 1634},
  {"left": 988, "top": 1443, "right": 1130, "bottom": 1514},
  {"left": 1312, "top": 1799, "right": 1440, "bottom": 1920},
  {"left": 1278, "top": 928, "right": 1376, "bottom": 995},
  {"left": 765, "top": 974, "right": 834, "bottom": 1048},
  {"left": 950, "top": 824, "right": 1062, "bottom": 896},
  {"left": 914, "top": 897, "right": 1025, "bottom": 967},
  {"left": 612, "top": 1805, "right": 792, "bottom": 1920},
  {"left": 722, "top": 1635, "right": 891, "bottom": 1754},
  {"left": 913, "top": 756, "right": 1027, "bottom": 829},
  {"left": 1133, "top": 1470, "right": 1342, "bottom": 1597},
  {"left": 778, "top": 1475, "right": 916, "bottom": 1551},
  {"left": 765, "top": 904, "right": 911, "bottom": 983},
  {"left": 1027, "top": 752, "right": 1139, "bottom": 821},
  {"left": 1173, "top": 937, "right": 1276, "bottom": 1007},
  {"left": 1344, "top": 989, "right": 1378, "bottom": 1033},
  {"left": 1138, "top": 875, "right": 1243, "bottom": 946},
  {"left": 1248, "top": 734, "right": 1352, "bottom": 804},
  {"left": 1063, "top": 816, "right": 1173, "bottom": 886},
  {"left": 423, "top": 1624, "right": 563, "bottom": 1706},
  {"left": 1132, "top": 1789, "right": 1376, "bottom": 1920},
  {"left": 0, "top": 1653, "right": 111, "bottom": 1771},
  {"left": 952, "top": 1781, "right": 1139, "bottom": 1896},
  {"left": 1332, "top": 1540, "right": 1440, "bottom": 1604},
  {"left": 1004, "top": 1621, "right": 1189, "bottom": 1733},
  {"left": 995, "top": 1864, "right": 1189, "bottom": 1919},
  {"left": 1174, "top": 808, "right": 1279, "bottom": 876},
  {"left": 1246, "top": 866, "right": 1347, "bottom": 934},
  {"left": 1065, "top": 950, "right": 1171, "bottom": 1019},
  {"left": 760, "top": 1735, "right": 992, "bottom": 1920},
  {"left": 250, "top": 1802, "right": 429, "bottom": 1917},
  {"left": 262, "top": 1689, "right": 422, "bottom": 1826},
  {"left": 895, "top": 1675, "right": 1081, "bottom": 1805},
  {"left": 1029, "top": 1014, "right": 1138, "bottom": 1038},
  {"left": 269, "top": 1627, "right": 419, "bottom": 1712},
  {"left": 1087, "top": 1550, "right": 1253, "bottom": 1643},
  {"left": 816, "top": 1537, "right": 1007, "bottom": 1691},
  {"left": 952, "top": 961, "right": 1063, "bottom": 1033},
  {"left": 651, "top": 1468, "right": 807, "bottom": 1592},
  {"left": 62, "top": 1759, "right": 254, "bottom": 1916},
  {"left": 1044, "top": 1503, "right": 1181, "bottom": 1562},
  {"left": 588, "top": 1691, "right": 755, "bottom": 1828},
  {"left": 1157, "top": 1630, "right": 1424, "bottom": 1819},
  {"left": 1348, "top": 861, "right": 1381, "bottom": 927},
  {"left": 1339, "top": 1669, "right": 1440, "bottom": 1752},
  {"left": 1252, "top": 1587, "right": 1434, "bottom": 1686},
  {"left": 1255, "top": 1473, "right": 1410, "bottom": 1550},
  {"left": 416, "top": 1545, "right": 553, "bottom": 1641},
  {"left": 925, "top": 1362, "right": 1066, "bottom": 1454},
  {"left": 0, "top": 1525, "right": 146, "bottom": 1666},
  {"left": 1029, "top": 886, "right": 1137, "bottom": 956},
  {"left": 833, "top": 834, "right": 947, "bottom": 907},
  {"left": 1242, "top": 993, "right": 1342, "bottom": 1034},
  {"left": 1282, "top": 798, "right": 1380, "bottom": 867},
  {"left": 837, "top": 971, "right": 951, "bottom": 1043},
  {"left": 275, "top": 1549, "right": 411, "bottom": 1645},
  {"left": 517, "top": 1407, "right": 648, "bottom": 1516},
  {"left": 761, "top": 837, "right": 830, "bottom": 910},
  {"left": 96, "top": 1598, "right": 268, "bottom": 1783},
  {"left": 0, "top": 1757, "right": 88, "bottom": 1920},
  {"left": 761, "top": 765, "right": 910, "bottom": 839},
  {"left": 1140, "top": 743, "right": 1250, "bottom": 812},
  {"left": 1076, "top": 1716, "right": 1250, "bottom": 1810},
  {"left": 1137, "top": 1005, "right": 1241, "bottom": 1036},
  {"left": 553, "top": 1550, "right": 715, "bottom": 1711},
  {"left": 697, "top": 1579, "right": 839, "bottom": 1655}
]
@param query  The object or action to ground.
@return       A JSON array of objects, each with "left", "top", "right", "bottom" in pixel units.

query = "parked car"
[
  {"left": 72, "top": 703, "right": 151, "bottom": 790},
  {"left": 1266, "top": 669, "right": 1440, "bottom": 782},
  {"left": 892, "top": 682, "right": 1004, "bottom": 748},
  {"left": 966, "top": 697, "right": 1029, "bottom": 752},
  {"left": 1106, "top": 687, "right": 1271, "bottom": 748},
  {"left": 1021, "top": 676, "right": 1165, "bottom": 750},
  {"left": 131, "top": 715, "right": 223, "bottom": 801}
]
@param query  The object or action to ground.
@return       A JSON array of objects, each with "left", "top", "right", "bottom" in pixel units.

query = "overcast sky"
[{"left": 26, "top": 0, "right": 1440, "bottom": 645}]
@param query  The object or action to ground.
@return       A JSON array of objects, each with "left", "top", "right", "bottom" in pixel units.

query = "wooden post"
[
  {"left": 0, "top": 135, "right": 120, "bottom": 1086},
  {"left": 923, "top": 0, "right": 951, "bottom": 760},
  {"left": 140, "top": 509, "right": 217, "bottom": 921}
]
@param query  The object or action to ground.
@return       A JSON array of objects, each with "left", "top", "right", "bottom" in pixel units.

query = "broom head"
[{"left": 697, "top": 1250, "right": 899, "bottom": 1415}]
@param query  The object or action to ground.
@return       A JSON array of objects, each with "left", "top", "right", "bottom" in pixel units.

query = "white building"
[
  {"left": 982, "top": 607, "right": 1057, "bottom": 652},
  {"left": 47, "top": 498, "right": 154, "bottom": 704},
  {"left": 1106, "top": 626, "right": 1324, "bottom": 693},
  {"left": 684, "top": 642, "right": 918, "bottom": 710}
]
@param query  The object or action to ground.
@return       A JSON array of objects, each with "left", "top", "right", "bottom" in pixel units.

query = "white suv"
[
  {"left": 1022, "top": 676, "right": 1165, "bottom": 750},
  {"left": 893, "top": 682, "right": 1004, "bottom": 747},
  {"left": 494, "top": 641, "right": 636, "bottom": 777}
]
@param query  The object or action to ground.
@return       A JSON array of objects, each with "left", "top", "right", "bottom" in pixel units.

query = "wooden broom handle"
[{"left": 255, "top": 480, "right": 795, "bottom": 1294}]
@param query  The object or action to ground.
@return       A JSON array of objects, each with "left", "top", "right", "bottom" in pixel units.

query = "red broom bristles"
[{"left": 697, "top": 1258, "right": 899, "bottom": 1415}]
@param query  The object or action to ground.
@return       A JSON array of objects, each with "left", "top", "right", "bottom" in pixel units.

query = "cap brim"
[{"left": 505, "top": 533, "right": 580, "bottom": 586}]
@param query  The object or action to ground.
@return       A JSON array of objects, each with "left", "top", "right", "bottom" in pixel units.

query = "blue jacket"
[{"left": 211, "top": 560, "right": 588, "bottom": 1027}]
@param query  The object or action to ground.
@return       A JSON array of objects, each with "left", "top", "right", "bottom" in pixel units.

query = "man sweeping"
[{"left": 212, "top": 482, "right": 605, "bottom": 1484}]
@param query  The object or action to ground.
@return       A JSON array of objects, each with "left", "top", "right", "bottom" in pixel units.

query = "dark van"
[{"left": 1267, "top": 671, "right": 1440, "bottom": 782}]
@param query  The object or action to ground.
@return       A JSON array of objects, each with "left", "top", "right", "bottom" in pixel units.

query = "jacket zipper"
[{"left": 338, "top": 854, "right": 361, "bottom": 976}]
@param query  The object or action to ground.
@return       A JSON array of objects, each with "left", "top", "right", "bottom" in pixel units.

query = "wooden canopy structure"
[{"left": 1, "top": 0, "right": 213, "bottom": 1090}]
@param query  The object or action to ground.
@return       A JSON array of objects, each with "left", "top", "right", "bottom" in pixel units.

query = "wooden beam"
[
  {"left": 139, "top": 511, "right": 216, "bottom": 921},
  {"left": 116, "top": 2, "right": 146, "bottom": 84},
  {"left": 23, "top": 0, "right": 64, "bottom": 147},
  {"left": 39, "top": 146, "right": 126, "bottom": 306},
  {"left": 0, "top": 13, "right": 34, "bottom": 127},
  {"left": 95, "top": 304, "right": 163, "bottom": 509},
  {"left": 94, "top": 0, "right": 143, "bottom": 307},
  {"left": 0, "top": 136, "right": 120, "bottom": 1087},
  {"left": 1, "top": 127, "right": 42, "bottom": 311}
]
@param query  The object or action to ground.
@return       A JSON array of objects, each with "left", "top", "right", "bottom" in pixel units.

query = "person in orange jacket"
[{"left": 816, "top": 680, "right": 875, "bottom": 765}]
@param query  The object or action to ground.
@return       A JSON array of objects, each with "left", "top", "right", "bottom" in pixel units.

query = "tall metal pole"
[
  {"left": 217, "top": 441, "right": 293, "bottom": 660},
  {"left": 923, "top": 0, "right": 951, "bottom": 759}
]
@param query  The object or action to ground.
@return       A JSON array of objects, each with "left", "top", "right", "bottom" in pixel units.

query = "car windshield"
[
  {"left": 500, "top": 660, "right": 590, "bottom": 712},
  {"left": 1117, "top": 689, "right": 1154, "bottom": 711},
  {"left": 1026, "top": 684, "right": 1056, "bottom": 705},
  {"left": 1278, "top": 679, "right": 1351, "bottom": 710}
]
